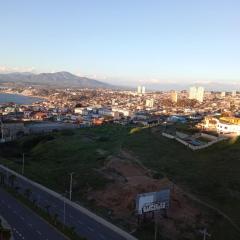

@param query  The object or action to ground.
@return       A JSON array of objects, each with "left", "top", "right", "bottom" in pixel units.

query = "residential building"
[
  {"left": 189, "top": 86, "right": 204, "bottom": 102},
  {"left": 171, "top": 91, "right": 178, "bottom": 103},
  {"left": 145, "top": 99, "right": 154, "bottom": 108}
]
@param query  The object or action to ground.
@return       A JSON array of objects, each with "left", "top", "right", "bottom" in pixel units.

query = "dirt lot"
[{"left": 88, "top": 150, "right": 208, "bottom": 239}]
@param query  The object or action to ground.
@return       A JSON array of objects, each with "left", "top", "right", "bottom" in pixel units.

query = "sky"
[{"left": 0, "top": 0, "right": 240, "bottom": 88}]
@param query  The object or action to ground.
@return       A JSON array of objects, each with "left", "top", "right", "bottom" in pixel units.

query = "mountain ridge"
[{"left": 0, "top": 71, "right": 115, "bottom": 89}]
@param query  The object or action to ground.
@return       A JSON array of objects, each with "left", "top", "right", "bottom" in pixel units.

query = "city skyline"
[{"left": 1, "top": 0, "right": 240, "bottom": 86}]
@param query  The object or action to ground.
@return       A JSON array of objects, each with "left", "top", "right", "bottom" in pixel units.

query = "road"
[
  {"left": 0, "top": 165, "right": 137, "bottom": 240},
  {"left": 0, "top": 187, "right": 68, "bottom": 240}
]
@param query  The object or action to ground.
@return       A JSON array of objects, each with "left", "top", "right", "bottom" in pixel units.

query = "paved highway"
[
  {"left": 0, "top": 165, "right": 137, "bottom": 240},
  {"left": 0, "top": 187, "right": 68, "bottom": 240}
]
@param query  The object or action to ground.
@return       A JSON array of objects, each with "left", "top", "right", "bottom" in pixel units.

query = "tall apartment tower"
[
  {"left": 189, "top": 86, "right": 197, "bottom": 100},
  {"left": 171, "top": 91, "right": 178, "bottom": 103},
  {"left": 137, "top": 86, "right": 142, "bottom": 94},
  {"left": 189, "top": 86, "right": 204, "bottom": 102},
  {"left": 221, "top": 91, "right": 226, "bottom": 97},
  {"left": 196, "top": 87, "right": 204, "bottom": 102},
  {"left": 137, "top": 85, "right": 146, "bottom": 94}
]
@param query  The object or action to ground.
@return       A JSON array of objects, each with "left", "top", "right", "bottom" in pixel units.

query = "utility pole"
[
  {"left": 63, "top": 195, "right": 66, "bottom": 226},
  {"left": 154, "top": 211, "right": 160, "bottom": 240},
  {"left": 22, "top": 153, "right": 25, "bottom": 175},
  {"left": 69, "top": 172, "right": 74, "bottom": 201},
  {"left": 0, "top": 119, "right": 4, "bottom": 142}
]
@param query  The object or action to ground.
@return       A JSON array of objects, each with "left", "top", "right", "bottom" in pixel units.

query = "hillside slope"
[{"left": 0, "top": 71, "right": 114, "bottom": 88}]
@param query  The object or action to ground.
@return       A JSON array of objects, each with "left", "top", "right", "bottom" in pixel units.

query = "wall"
[{"left": 162, "top": 132, "right": 226, "bottom": 151}]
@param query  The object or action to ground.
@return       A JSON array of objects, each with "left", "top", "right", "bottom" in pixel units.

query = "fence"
[{"left": 0, "top": 164, "right": 137, "bottom": 240}]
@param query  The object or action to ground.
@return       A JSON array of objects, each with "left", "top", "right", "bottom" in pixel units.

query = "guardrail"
[{"left": 0, "top": 164, "right": 137, "bottom": 240}]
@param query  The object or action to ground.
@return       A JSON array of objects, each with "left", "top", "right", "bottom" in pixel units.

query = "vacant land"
[
  {"left": 0, "top": 125, "right": 240, "bottom": 239},
  {"left": 124, "top": 127, "right": 240, "bottom": 239}
]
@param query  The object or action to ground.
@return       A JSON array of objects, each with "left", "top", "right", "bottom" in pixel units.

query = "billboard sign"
[
  {"left": 136, "top": 188, "right": 170, "bottom": 215},
  {"left": 142, "top": 201, "right": 167, "bottom": 213}
]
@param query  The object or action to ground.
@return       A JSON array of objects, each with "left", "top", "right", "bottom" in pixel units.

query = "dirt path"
[
  {"left": 122, "top": 147, "right": 240, "bottom": 234},
  {"left": 181, "top": 188, "right": 240, "bottom": 233}
]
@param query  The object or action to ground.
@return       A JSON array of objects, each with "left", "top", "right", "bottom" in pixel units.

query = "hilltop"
[{"left": 0, "top": 71, "right": 115, "bottom": 89}]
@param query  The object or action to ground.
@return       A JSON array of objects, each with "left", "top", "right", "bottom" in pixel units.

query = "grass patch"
[
  {"left": 1, "top": 125, "right": 240, "bottom": 239},
  {"left": 124, "top": 127, "right": 240, "bottom": 239}
]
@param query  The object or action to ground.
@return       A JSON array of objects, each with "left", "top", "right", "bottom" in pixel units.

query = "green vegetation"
[
  {"left": 124, "top": 127, "right": 240, "bottom": 240},
  {"left": 0, "top": 125, "right": 240, "bottom": 239},
  {"left": 0, "top": 126, "right": 130, "bottom": 199}
]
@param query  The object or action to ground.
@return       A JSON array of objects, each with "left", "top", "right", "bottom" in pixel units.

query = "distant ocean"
[{"left": 0, "top": 93, "right": 44, "bottom": 104}]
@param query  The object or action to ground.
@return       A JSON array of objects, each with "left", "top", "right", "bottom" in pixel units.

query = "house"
[{"left": 33, "top": 112, "right": 48, "bottom": 120}]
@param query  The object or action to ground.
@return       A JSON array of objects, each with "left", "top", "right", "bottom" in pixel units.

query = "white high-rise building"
[
  {"left": 189, "top": 86, "right": 204, "bottom": 102},
  {"left": 171, "top": 91, "right": 178, "bottom": 103},
  {"left": 146, "top": 99, "right": 154, "bottom": 108},
  {"left": 137, "top": 85, "right": 146, "bottom": 94},
  {"left": 196, "top": 87, "right": 204, "bottom": 102},
  {"left": 221, "top": 91, "right": 226, "bottom": 97},
  {"left": 137, "top": 86, "right": 142, "bottom": 94},
  {"left": 232, "top": 90, "right": 236, "bottom": 97},
  {"left": 189, "top": 87, "right": 197, "bottom": 100}
]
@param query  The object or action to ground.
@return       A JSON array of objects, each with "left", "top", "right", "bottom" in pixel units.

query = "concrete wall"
[{"left": 162, "top": 132, "right": 226, "bottom": 151}]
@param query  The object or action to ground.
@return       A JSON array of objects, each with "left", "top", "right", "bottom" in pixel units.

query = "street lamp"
[
  {"left": 69, "top": 172, "right": 74, "bottom": 201},
  {"left": 0, "top": 119, "right": 4, "bottom": 142},
  {"left": 22, "top": 153, "right": 25, "bottom": 175}
]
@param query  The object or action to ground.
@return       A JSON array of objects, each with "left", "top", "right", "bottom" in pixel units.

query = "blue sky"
[{"left": 0, "top": 0, "right": 240, "bottom": 86}]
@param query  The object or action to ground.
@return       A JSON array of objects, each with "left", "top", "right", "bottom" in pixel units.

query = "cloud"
[
  {"left": 143, "top": 78, "right": 180, "bottom": 85},
  {"left": 0, "top": 65, "right": 36, "bottom": 73}
]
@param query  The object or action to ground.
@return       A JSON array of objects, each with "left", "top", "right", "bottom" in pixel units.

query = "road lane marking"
[{"left": 37, "top": 230, "right": 42, "bottom": 235}]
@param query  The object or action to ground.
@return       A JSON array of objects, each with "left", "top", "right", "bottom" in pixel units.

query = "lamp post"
[
  {"left": 63, "top": 195, "right": 66, "bottom": 226},
  {"left": 199, "top": 228, "right": 211, "bottom": 240},
  {"left": 69, "top": 172, "right": 74, "bottom": 201},
  {"left": 22, "top": 153, "right": 25, "bottom": 175},
  {"left": 0, "top": 119, "right": 4, "bottom": 142}
]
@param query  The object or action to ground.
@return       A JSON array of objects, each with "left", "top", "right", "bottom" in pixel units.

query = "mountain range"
[
  {"left": 0, "top": 71, "right": 114, "bottom": 89},
  {"left": 0, "top": 71, "right": 239, "bottom": 91}
]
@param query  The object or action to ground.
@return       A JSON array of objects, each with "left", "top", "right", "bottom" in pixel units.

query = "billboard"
[{"left": 136, "top": 188, "right": 170, "bottom": 215}]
